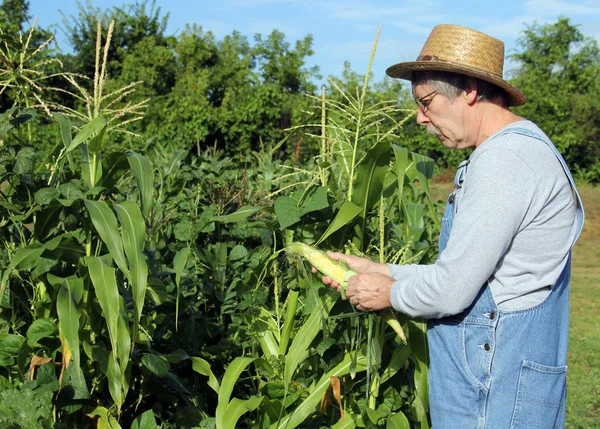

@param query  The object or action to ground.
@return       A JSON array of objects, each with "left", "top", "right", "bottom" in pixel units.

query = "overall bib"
[{"left": 427, "top": 126, "right": 585, "bottom": 429}]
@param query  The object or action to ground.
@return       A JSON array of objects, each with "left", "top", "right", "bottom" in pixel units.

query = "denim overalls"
[{"left": 427, "top": 126, "right": 585, "bottom": 428}]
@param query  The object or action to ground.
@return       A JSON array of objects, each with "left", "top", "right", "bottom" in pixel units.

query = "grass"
[
  {"left": 432, "top": 176, "right": 600, "bottom": 427},
  {"left": 566, "top": 183, "right": 600, "bottom": 428}
]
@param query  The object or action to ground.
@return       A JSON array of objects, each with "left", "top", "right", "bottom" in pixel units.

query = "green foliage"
[
  {"left": 0, "top": 380, "right": 54, "bottom": 428},
  {"left": 510, "top": 17, "right": 600, "bottom": 182}
]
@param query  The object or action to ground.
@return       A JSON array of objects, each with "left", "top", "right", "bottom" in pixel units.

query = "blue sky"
[{"left": 27, "top": 0, "right": 600, "bottom": 85}]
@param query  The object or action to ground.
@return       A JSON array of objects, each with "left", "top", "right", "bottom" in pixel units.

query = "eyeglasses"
[{"left": 414, "top": 89, "right": 438, "bottom": 111}]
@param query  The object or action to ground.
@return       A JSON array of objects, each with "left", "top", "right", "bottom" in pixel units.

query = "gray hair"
[{"left": 412, "top": 71, "right": 509, "bottom": 106}]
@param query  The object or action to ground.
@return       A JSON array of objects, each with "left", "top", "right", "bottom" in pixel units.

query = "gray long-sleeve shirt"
[{"left": 389, "top": 120, "right": 578, "bottom": 319}]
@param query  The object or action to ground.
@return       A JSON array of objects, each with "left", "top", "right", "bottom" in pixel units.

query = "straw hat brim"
[{"left": 386, "top": 60, "right": 526, "bottom": 107}]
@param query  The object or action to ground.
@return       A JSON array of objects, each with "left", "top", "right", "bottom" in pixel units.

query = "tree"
[{"left": 509, "top": 17, "right": 600, "bottom": 182}]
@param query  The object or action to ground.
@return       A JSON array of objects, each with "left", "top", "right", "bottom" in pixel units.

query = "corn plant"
[{"left": 200, "top": 28, "right": 441, "bottom": 429}]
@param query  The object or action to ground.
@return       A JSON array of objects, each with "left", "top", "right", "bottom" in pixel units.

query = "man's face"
[{"left": 412, "top": 83, "right": 471, "bottom": 150}]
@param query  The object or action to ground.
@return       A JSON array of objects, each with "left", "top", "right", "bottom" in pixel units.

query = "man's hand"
[
  {"left": 312, "top": 252, "right": 394, "bottom": 311},
  {"left": 346, "top": 273, "right": 394, "bottom": 311}
]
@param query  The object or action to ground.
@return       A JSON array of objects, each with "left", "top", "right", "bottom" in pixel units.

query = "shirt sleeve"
[{"left": 389, "top": 147, "right": 539, "bottom": 318}]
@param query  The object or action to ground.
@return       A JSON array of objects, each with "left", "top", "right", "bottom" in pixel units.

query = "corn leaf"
[
  {"left": 56, "top": 277, "right": 83, "bottom": 369},
  {"left": 91, "top": 345, "right": 124, "bottom": 412},
  {"left": 127, "top": 154, "right": 154, "bottom": 219},
  {"left": 220, "top": 396, "right": 263, "bottom": 429},
  {"left": 66, "top": 117, "right": 107, "bottom": 154},
  {"left": 272, "top": 352, "right": 367, "bottom": 429},
  {"left": 316, "top": 199, "right": 362, "bottom": 245},
  {"left": 117, "top": 300, "right": 131, "bottom": 395},
  {"left": 284, "top": 288, "right": 338, "bottom": 386},
  {"left": 391, "top": 144, "right": 410, "bottom": 213},
  {"left": 211, "top": 206, "right": 264, "bottom": 223},
  {"left": 114, "top": 200, "right": 147, "bottom": 343},
  {"left": 216, "top": 357, "right": 260, "bottom": 428},
  {"left": 408, "top": 318, "right": 429, "bottom": 422},
  {"left": 53, "top": 112, "right": 72, "bottom": 149},
  {"left": 86, "top": 257, "right": 120, "bottom": 361},
  {"left": 190, "top": 357, "right": 220, "bottom": 393},
  {"left": 85, "top": 200, "right": 130, "bottom": 280},
  {"left": 278, "top": 290, "right": 299, "bottom": 355},
  {"left": 172, "top": 247, "right": 190, "bottom": 330},
  {"left": 380, "top": 344, "right": 411, "bottom": 384}
]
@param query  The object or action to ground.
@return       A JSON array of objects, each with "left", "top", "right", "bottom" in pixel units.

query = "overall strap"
[{"left": 491, "top": 126, "right": 585, "bottom": 247}]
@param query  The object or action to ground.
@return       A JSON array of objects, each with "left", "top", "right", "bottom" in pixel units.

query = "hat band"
[{"left": 417, "top": 55, "right": 441, "bottom": 62}]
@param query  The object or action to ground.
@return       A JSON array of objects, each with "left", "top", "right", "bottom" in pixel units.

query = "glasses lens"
[{"left": 415, "top": 90, "right": 436, "bottom": 110}]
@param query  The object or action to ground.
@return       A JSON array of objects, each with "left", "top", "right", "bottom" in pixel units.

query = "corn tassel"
[{"left": 286, "top": 242, "right": 356, "bottom": 299}]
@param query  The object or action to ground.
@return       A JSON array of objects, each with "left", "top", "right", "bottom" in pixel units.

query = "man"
[{"left": 320, "top": 25, "right": 584, "bottom": 428}]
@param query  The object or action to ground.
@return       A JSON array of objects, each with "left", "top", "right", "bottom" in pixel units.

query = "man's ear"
[{"left": 464, "top": 78, "right": 478, "bottom": 105}]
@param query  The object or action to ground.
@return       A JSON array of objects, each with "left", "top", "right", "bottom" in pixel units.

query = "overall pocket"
[{"left": 510, "top": 360, "right": 567, "bottom": 429}]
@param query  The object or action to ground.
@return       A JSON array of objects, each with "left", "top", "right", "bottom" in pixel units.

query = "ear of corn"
[
  {"left": 286, "top": 242, "right": 356, "bottom": 299},
  {"left": 382, "top": 308, "right": 407, "bottom": 344}
]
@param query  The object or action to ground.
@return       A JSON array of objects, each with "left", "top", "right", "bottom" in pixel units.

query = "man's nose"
[{"left": 416, "top": 108, "right": 430, "bottom": 125}]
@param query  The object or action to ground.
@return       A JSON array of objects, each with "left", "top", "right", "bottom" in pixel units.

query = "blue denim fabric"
[{"left": 427, "top": 127, "right": 584, "bottom": 429}]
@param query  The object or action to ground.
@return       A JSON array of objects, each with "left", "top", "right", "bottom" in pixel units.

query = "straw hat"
[{"left": 386, "top": 24, "right": 526, "bottom": 106}]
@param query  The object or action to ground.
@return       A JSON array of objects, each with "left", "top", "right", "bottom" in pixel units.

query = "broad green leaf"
[
  {"left": 86, "top": 257, "right": 120, "bottom": 362},
  {"left": 173, "top": 247, "right": 190, "bottom": 331},
  {"left": 131, "top": 410, "right": 158, "bottom": 429},
  {"left": 141, "top": 353, "right": 170, "bottom": 378},
  {"left": 367, "top": 408, "right": 388, "bottom": 425},
  {"left": 87, "top": 405, "right": 123, "bottom": 429},
  {"left": 26, "top": 318, "right": 58, "bottom": 347},
  {"left": 274, "top": 196, "right": 301, "bottom": 230},
  {"left": 284, "top": 288, "right": 338, "bottom": 386},
  {"left": 0, "top": 334, "right": 25, "bottom": 355},
  {"left": 85, "top": 200, "right": 130, "bottom": 280},
  {"left": 0, "top": 246, "right": 45, "bottom": 308},
  {"left": 128, "top": 154, "right": 154, "bottom": 219},
  {"left": 387, "top": 412, "right": 410, "bottom": 429},
  {"left": 165, "top": 349, "right": 189, "bottom": 363},
  {"left": 299, "top": 186, "right": 329, "bottom": 216},
  {"left": 190, "top": 357, "right": 220, "bottom": 393},
  {"left": 34, "top": 187, "right": 60, "bottom": 205},
  {"left": 316, "top": 199, "right": 362, "bottom": 245},
  {"left": 331, "top": 413, "right": 360, "bottom": 429},
  {"left": 67, "top": 117, "right": 107, "bottom": 154},
  {"left": 272, "top": 352, "right": 368, "bottom": 429},
  {"left": 114, "top": 201, "right": 148, "bottom": 343},
  {"left": 211, "top": 205, "right": 264, "bottom": 223}
]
